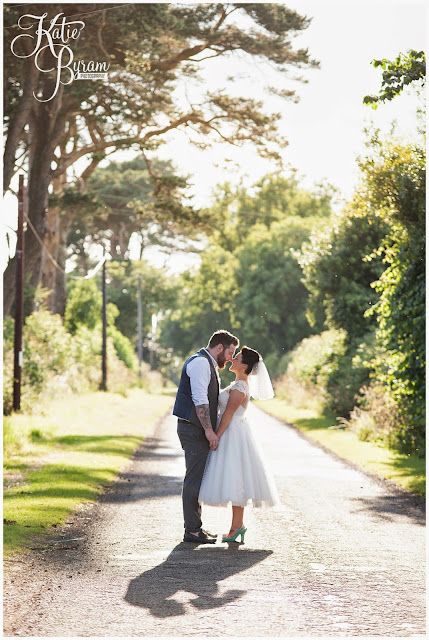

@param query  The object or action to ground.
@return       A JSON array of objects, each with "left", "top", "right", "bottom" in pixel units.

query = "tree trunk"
[
  {"left": 118, "top": 222, "right": 130, "bottom": 258},
  {"left": 3, "top": 85, "right": 66, "bottom": 316},
  {"left": 40, "top": 174, "right": 68, "bottom": 313},
  {"left": 54, "top": 213, "right": 72, "bottom": 316},
  {"left": 110, "top": 231, "right": 120, "bottom": 259},
  {"left": 40, "top": 205, "right": 61, "bottom": 312},
  {"left": 109, "top": 222, "right": 131, "bottom": 259},
  {"left": 41, "top": 153, "right": 104, "bottom": 313},
  {"left": 3, "top": 44, "right": 41, "bottom": 194}
]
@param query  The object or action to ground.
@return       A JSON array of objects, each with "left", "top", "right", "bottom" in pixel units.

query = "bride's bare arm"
[{"left": 216, "top": 390, "right": 245, "bottom": 439}]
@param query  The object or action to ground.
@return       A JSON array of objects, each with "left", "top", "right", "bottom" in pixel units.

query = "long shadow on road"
[
  {"left": 348, "top": 494, "right": 425, "bottom": 526},
  {"left": 100, "top": 435, "right": 184, "bottom": 503},
  {"left": 125, "top": 544, "right": 273, "bottom": 618},
  {"left": 100, "top": 472, "right": 183, "bottom": 503}
]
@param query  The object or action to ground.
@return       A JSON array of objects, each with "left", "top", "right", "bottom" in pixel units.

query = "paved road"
[{"left": 3, "top": 404, "right": 426, "bottom": 637}]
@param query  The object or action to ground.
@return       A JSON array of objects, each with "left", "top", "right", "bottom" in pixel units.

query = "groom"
[{"left": 173, "top": 330, "right": 239, "bottom": 543}]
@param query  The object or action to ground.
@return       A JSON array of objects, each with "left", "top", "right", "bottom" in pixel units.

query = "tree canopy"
[
  {"left": 3, "top": 3, "right": 318, "bottom": 315},
  {"left": 159, "top": 173, "right": 334, "bottom": 377},
  {"left": 297, "top": 206, "right": 389, "bottom": 340}
]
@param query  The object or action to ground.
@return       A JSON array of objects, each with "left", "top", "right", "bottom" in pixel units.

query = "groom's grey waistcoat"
[{"left": 173, "top": 349, "right": 219, "bottom": 430}]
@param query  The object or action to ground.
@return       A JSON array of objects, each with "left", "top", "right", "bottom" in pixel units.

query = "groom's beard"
[{"left": 216, "top": 351, "right": 227, "bottom": 369}]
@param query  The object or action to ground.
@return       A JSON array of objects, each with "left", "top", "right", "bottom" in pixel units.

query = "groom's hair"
[{"left": 208, "top": 330, "right": 239, "bottom": 350}]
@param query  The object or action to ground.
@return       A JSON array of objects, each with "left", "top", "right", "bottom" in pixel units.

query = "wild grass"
[
  {"left": 3, "top": 388, "right": 174, "bottom": 557},
  {"left": 257, "top": 399, "right": 425, "bottom": 496}
]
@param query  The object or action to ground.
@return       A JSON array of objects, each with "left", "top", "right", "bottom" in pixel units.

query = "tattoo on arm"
[{"left": 195, "top": 404, "right": 212, "bottom": 431}]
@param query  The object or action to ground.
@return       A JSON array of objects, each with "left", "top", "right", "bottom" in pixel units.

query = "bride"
[{"left": 198, "top": 346, "right": 279, "bottom": 543}]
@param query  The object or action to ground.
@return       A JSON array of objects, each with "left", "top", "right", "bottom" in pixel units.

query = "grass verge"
[
  {"left": 3, "top": 388, "right": 173, "bottom": 558},
  {"left": 256, "top": 399, "right": 425, "bottom": 496}
]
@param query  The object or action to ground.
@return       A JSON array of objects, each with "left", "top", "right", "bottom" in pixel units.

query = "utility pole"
[
  {"left": 13, "top": 175, "right": 25, "bottom": 412},
  {"left": 100, "top": 256, "right": 107, "bottom": 391},
  {"left": 137, "top": 274, "right": 143, "bottom": 378}
]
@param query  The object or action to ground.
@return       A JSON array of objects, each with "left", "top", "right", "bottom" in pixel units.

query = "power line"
[
  {"left": 3, "top": 3, "right": 132, "bottom": 29},
  {"left": 24, "top": 211, "right": 66, "bottom": 274},
  {"left": 24, "top": 211, "right": 106, "bottom": 279},
  {"left": 60, "top": 3, "right": 132, "bottom": 20}
]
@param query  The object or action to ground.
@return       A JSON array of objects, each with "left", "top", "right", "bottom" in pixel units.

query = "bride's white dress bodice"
[{"left": 218, "top": 380, "right": 250, "bottom": 421}]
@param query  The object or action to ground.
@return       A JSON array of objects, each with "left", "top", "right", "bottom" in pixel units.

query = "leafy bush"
[
  {"left": 276, "top": 330, "right": 373, "bottom": 416},
  {"left": 342, "top": 383, "right": 402, "bottom": 448},
  {"left": 107, "top": 325, "right": 138, "bottom": 371},
  {"left": 64, "top": 278, "right": 101, "bottom": 334},
  {"left": 3, "top": 309, "right": 139, "bottom": 414},
  {"left": 361, "top": 139, "right": 426, "bottom": 456},
  {"left": 64, "top": 276, "right": 137, "bottom": 372},
  {"left": 4, "top": 310, "right": 77, "bottom": 413}
]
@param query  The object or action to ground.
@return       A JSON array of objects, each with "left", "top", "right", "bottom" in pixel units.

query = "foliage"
[
  {"left": 286, "top": 330, "right": 347, "bottom": 389},
  {"left": 3, "top": 309, "right": 137, "bottom": 414},
  {"left": 207, "top": 173, "right": 334, "bottom": 252},
  {"left": 102, "top": 260, "right": 178, "bottom": 348},
  {"left": 341, "top": 383, "right": 401, "bottom": 448},
  {"left": 294, "top": 129, "right": 425, "bottom": 456},
  {"left": 359, "top": 138, "right": 426, "bottom": 455},
  {"left": 64, "top": 273, "right": 142, "bottom": 372},
  {"left": 107, "top": 326, "right": 138, "bottom": 372},
  {"left": 62, "top": 260, "right": 177, "bottom": 373},
  {"left": 159, "top": 174, "right": 334, "bottom": 371},
  {"left": 363, "top": 50, "right": 426, "bottom": 108},
  {"left": 66, "top": 157, "right": 207, "bottom": 267},
  {"left": 4, "top": 2, "right": 318, "bottom": 184},
  {"left": 4, "top": 310, "right": 89, "bottom": 414},
  {"left": 64, "top": 279, "right": 102, "bottom": 334},
  {"left": 296, "top": 209, "right": 389, "bottom": 339},
  {"left": 160, "top": 245, "right": 239, "bottom": 366},
  {"left": 232, "top": 218, "right": 318, "bottom": 358},
  {"left": 4, "top": 3, "right": 319, "bottom": 314},
  {"left": 277, "top": 330, "right": 374, "bottom": 416}
]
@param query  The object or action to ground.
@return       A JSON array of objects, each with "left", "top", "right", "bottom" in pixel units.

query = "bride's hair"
[{"left": 241, "top": 346, "right": 260, "bottom": 375}]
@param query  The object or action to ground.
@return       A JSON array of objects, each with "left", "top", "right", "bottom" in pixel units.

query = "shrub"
[
  {"left": 3, "top": 310, "right": 76, "bottom": 413},
  {"left": 3, "top": 310, "right": 139, "bottom": 415},
  {"left": 343, "top": 383, "right": 402, "bottom": 449},
  {"left": 276, "top": 330, "right": 373, "bottom": 416},
  {"left": 64, "top": 278, "right": 101, "bottom": 334},
  {"left": 107, "top": 326, "right": 138, "bottom": 371}
]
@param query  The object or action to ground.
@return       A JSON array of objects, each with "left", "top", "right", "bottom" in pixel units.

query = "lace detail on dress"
[{"left": 230, "top": 380, "right": 249, "bottom": 395}]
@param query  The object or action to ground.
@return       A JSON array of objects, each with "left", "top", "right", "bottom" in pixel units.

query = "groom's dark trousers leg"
[{"left": 177, "top": 420, "right": 209, "bottom": 532}]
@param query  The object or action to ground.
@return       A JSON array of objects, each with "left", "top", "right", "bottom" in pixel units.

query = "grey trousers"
[{"left": 177, "top": 420, "right": 210, "bottom": 532}]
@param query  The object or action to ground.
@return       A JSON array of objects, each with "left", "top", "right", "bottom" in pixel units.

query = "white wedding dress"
[{"left": 198, "top": 380, "right": 279, "bottom": 508}]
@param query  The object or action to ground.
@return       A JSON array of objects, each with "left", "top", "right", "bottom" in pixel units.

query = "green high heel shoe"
[{"left": 222, "top": 525, "right": 247, "bottom": 543}]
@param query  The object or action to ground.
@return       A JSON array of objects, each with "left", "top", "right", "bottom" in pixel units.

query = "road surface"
[{"left": 3, "top": 404, "right": 426, "bottom": 637}]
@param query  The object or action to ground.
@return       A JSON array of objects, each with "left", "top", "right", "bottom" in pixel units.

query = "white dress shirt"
[{"left": 186, "top": 349, "right": 219, "bottom": 406}]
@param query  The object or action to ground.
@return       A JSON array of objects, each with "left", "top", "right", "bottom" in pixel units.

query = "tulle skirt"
[{"left": 198, "top": 414, "right": 279, "bottom": 508}]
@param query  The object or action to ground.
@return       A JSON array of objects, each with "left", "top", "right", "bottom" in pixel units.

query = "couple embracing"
[{"left": 173, "top": 330, "right": 279, "bottom": 545}]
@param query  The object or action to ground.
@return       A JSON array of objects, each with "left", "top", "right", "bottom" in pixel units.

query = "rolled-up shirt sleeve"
[{"left": 186, "top": 357, "right": 211, "bottom": 406}]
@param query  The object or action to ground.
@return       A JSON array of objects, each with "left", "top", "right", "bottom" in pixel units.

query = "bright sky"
[
  {"left": 156, "top": 0, "right": 426, "bottom": 205},
  {"left": 2, "top": 0, "right": 427, "bottom": 272}
]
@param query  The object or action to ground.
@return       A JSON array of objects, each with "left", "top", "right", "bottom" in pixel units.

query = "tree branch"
[{"left": 150, "top": 5, "right": 233, "bottom": 72}]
